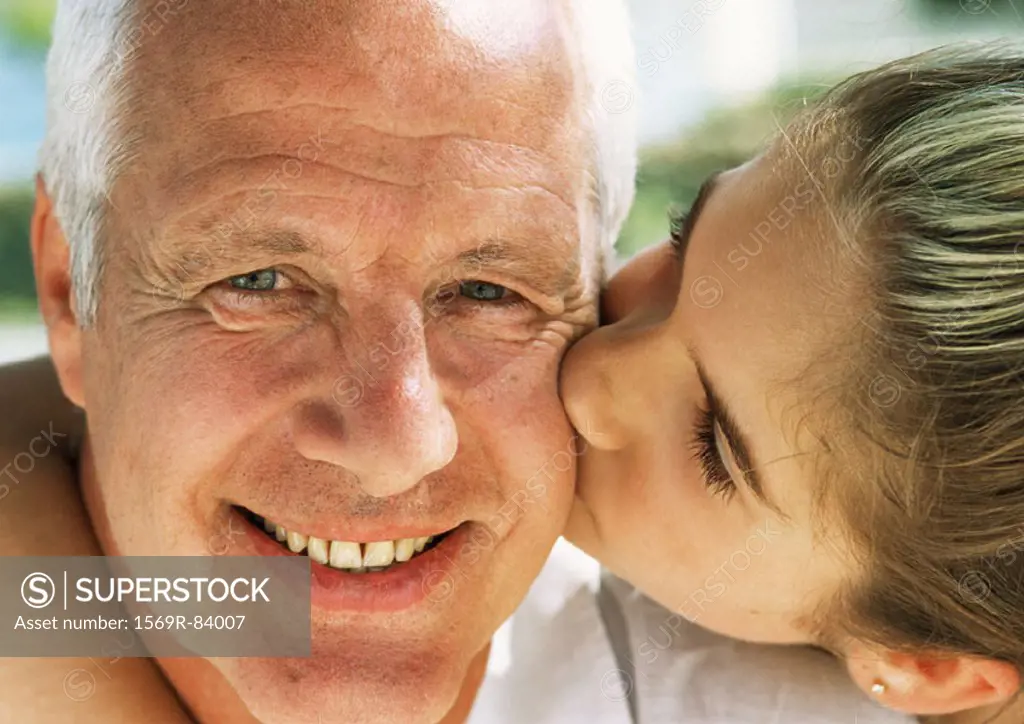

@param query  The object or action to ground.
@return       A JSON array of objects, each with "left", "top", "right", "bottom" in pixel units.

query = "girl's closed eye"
[{"left": 691, "top": 406, "right": 737, "bottom": 502}]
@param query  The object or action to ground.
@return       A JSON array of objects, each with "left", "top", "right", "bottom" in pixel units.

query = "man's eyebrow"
[
  {"left": 693, "top": 359, "right": 788, "bottom": 520},
  {"left": 212, "top": 229, "right": 315, "bottom": 257},
  {"left": 162, "top": 228, "right": 317, "bottom": 278},
  {"left": 669, "top": 171, "right": 722, "bottom": 264},
  {"left": 454, "top": 240, "right": 580, "bottom": 300},
  {"left": 245, "top": 229, "right": 315, "bottom": 255}
]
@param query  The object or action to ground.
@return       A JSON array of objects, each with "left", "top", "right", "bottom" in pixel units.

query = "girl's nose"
[
  {"left": 560, "top": 319, "right": 666, "bottom": 452},
  {"left": 562, "top": 239, "right": 681, "bottom": 450}
]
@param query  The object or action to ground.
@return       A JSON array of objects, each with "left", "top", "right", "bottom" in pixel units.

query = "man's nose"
[{"left": 293, "top": 336, "right": 458, "bottom": 498}]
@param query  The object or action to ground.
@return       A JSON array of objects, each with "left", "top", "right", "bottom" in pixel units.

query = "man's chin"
[{"left": 212, "top": 651, "right": 475, "bottom": 724}]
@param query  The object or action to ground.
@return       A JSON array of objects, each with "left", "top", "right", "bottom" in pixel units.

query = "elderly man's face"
[{"left": 48, "top": 2, "right": 597, "bottom": 722}]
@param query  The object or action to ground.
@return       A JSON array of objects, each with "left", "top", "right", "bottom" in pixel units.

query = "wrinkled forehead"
[
  {"left": 163, "top": 1, "right": 574, "bottom": 106},
  {"left": 118, "top": 0, "right": 588, "bottom": 187}
]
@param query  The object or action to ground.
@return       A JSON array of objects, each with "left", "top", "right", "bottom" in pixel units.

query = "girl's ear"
[{"left": 843, "top": 640, "right": 1020, "bottom": 716}]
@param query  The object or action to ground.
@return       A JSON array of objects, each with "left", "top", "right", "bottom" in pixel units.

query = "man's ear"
[
  {"left": 31, "top": 174, "right": 86, "bottom": 409},
  {"left": 844, "top": 640, "right": 1020, "bottom": 716}
]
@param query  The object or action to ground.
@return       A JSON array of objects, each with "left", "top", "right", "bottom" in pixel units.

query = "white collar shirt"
[{"left": 468, "top": 540, "right": 917, "bottom": 724}]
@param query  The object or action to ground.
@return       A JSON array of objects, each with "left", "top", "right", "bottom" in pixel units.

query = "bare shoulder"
[
  {"left": 0, "top": 356, "right": 90, "bottom": 556},
  {"left": 0, "top": 356, "right": 90, "bottom": 555},
  {"left": 0, "top": 656, "right": 194, "bottom": 724},
  {"left": 0, "top": 357, "right": 193, "bottom": 723}
]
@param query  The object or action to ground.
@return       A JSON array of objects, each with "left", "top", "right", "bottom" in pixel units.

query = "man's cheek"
[
  {"left": 513, "top": 423, "right": 577, "bottom": 529},
  {"left": 88, "top": 365, "right": 241, "bottom": 553},
  {"left": 459, "top": 525, "right": 501, "bottom": 566}
]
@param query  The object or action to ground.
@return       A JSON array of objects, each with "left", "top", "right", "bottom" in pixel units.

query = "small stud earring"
[{"left": 870, "top": 680, "right": 887, "bottom": 697}]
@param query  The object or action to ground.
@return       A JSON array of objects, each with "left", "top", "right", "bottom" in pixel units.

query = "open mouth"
[{"left": 236, "top": 506, "right": 452, "bottom": 574}]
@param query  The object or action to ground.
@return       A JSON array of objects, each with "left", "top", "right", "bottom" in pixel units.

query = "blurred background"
[{"left": 0, "top": 0, "right": 1020, "bottom": 363}]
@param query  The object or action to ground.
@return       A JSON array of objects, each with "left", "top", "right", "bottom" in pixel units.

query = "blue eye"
[
  {"left": 228, "top": 269, "right": 278, "bottom": 291},
  {"left": 459, "top": 281, "right": 508, "bottom": 302}
]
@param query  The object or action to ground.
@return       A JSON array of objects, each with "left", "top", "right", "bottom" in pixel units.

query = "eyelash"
[
  {"left": 690, "top": 406, "right": 737, "bottom": 501},
  {"left": 668, "top": 210, "right": 690, "bottom": 256}
]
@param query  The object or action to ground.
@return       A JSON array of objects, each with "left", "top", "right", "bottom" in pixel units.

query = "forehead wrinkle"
[
  {"left": 153, "top": 118, "right": 576, "bottom": 207},
  {"left": 170, "top": 144, "right": 568, "bottom": 195},
  {"left": 161, "top": 56, "right": 575, "bottom": 150},
  {"left": 142, "top": 136, "right": 582, "bottom": 264},
  {"left": 134, "top": 1, "right": 580, "bottom": 134},
  {"left": 121, "top": 1, "right": 587, "bottom": 175}
]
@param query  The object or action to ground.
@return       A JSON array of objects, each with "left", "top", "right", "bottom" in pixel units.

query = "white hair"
[
  {"left": 569, "top": 0, "right": 639, "bottom": 275},
  {"left": 40, "top": 0, "right": 637, "bottom": 324},
  {"left": 39, "top": 1, "right": 140, "bottom": 324}
]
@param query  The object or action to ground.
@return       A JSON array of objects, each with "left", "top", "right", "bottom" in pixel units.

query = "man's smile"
[
  {"left": 230, "top": 505, "right": 481, "bottom": 614},
  {"left": 238, "top": 504, "right": 453, "bottom": 572}
]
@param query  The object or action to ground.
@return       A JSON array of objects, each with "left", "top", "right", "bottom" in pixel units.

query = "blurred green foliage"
[
  {"left": 0, "top": 185, "right": 37, "bottom": 308},
  {"left": 615, "top": 80, "right": 831, "bottom": 257},
  {"left": 0, "top": 0, "right": 56, "bottom": 50},
  {"left": 0, "top": 79, "right": 830, "bottom": 312}
]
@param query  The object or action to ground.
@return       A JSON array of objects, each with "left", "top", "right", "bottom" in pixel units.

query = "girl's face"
[{"left": 561, "top": 155, "right": 855, "bottom": 645}]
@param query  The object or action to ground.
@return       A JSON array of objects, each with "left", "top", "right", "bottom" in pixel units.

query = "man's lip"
[
  {"left": 230, "top": 508, "right": 484, "bottom": 613},
  {"left": 232, "top": 505, "right": 463, "bottom": 541}
]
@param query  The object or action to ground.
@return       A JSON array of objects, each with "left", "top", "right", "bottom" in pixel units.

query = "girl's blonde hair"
[{"left": 790, "top": 44, "right": 1024, "bottom": 672}]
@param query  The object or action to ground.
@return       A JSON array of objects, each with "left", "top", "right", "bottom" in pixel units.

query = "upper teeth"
[{"left": 261, "top": 517, "right": 432, "bottom": 571}]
